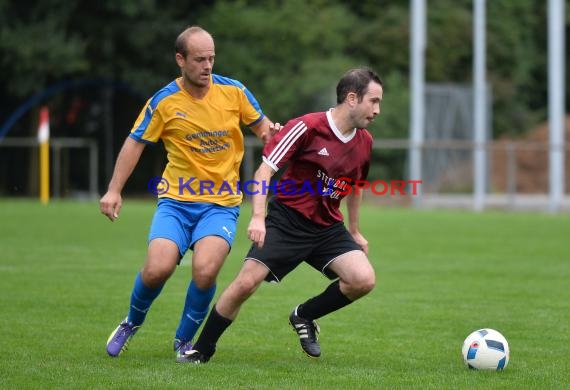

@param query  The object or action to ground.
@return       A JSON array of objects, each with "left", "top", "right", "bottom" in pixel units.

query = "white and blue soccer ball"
[{"left": 461, "top": 328, "right": 510, "bottom": 370}]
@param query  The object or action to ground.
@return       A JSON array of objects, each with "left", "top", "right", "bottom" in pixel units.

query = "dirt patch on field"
[{"left": 491, "top": 116, "right": 570, "bottom": 193}]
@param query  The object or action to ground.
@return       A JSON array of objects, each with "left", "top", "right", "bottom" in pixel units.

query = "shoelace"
[{"left": 117, "top": 323, "right": 134, "bottom": 338}]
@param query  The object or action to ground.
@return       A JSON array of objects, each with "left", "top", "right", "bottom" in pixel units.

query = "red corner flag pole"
[{"left": 38, "top": 107, "right": 50, "bottom": 204}]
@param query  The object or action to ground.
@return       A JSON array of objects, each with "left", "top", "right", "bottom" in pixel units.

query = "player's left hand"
[{"left": 350, "top": 231, "right": 369, "bottom": 255}]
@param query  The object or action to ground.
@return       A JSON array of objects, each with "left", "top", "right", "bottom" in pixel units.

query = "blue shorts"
[{"left": 148, "top": 198, "right": 240, "bottom": 258}]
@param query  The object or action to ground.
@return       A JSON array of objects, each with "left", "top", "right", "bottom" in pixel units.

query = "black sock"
[
  {"left": 193, "top": 305, "right": 233, "bottom": 357},
  {"left": 296, "top": 280, "right": 352, "bottom": 321}
]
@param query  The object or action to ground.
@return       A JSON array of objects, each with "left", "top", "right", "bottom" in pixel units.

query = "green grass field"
[{"left": 1, "top": 200, "right": 569, "bottom": 389}]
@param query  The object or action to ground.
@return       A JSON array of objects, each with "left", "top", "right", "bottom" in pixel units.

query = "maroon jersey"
[{"left": 262, "top": 110, "right": 373, "bottom": 226}]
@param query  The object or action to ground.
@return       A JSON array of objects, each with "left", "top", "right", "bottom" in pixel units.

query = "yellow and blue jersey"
[{"left": 130, "top": 75, "right": 265, "bottom": 206}]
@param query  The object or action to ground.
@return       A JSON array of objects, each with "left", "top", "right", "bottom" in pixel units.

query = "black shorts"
[{"left": 245, "top": 199, "right": 363, "bottom": 282}]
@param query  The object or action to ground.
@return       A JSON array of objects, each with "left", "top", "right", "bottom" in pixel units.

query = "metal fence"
[
  {"left": 1, "top": 136, "right": 568, "bottom": 212},
  {"left": 0, "top": 137, "right": 99, "bottom": 199},
  {"left": 244, "top": 137, "right": 570, "bottom": 212}
]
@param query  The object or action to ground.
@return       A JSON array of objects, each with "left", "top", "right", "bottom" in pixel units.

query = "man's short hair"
[
  {"left": 336, "top": 68, "right": 383, "bottom": 104},
  {"left": 175, "top": 26, "right": 211, "bottom": 57}
]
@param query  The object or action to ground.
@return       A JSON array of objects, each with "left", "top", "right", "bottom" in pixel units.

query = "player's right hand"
[
  {"left": 247, "top": 216, "right": 266, "bottom": 248},
  {"left": 100, "top": 191, "right": 122, "bottom": 222}
]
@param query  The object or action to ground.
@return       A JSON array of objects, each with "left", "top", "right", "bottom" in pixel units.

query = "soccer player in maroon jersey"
[{"left": 178, "top": 67, "right": 383, "bottom": 363}]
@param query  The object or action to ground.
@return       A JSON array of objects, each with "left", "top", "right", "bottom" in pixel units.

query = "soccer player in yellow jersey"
[{"left": 100, "top": 26, "right": 279, "bottom": 362}]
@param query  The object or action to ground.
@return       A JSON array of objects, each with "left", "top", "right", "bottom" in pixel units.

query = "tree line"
[{"left": 2, "top": 0, "right": 567, "bottom": 140}]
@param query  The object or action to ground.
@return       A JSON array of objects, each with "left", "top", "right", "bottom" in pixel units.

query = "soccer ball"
[{"left": 461, "top": 328, "right": 510, "bottom": 370}]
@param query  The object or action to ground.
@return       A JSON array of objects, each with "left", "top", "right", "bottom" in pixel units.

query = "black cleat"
[
  {"left": 289, "top": 307, "right": 321, "bottom": 358},
  {"left": 176, "top": 349, "right": 210, "bottom": 364}
]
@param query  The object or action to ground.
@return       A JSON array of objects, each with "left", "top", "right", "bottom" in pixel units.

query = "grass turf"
[{"left": 0, "top": 199, "right": 569, "bottom": 389}]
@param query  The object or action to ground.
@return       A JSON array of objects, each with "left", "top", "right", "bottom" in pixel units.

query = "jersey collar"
[{"left": 326, "top": 109, "right": 356, "bottom": 143}]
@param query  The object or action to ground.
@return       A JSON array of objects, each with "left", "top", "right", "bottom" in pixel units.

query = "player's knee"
[
  {"left": 238, "top": 279, "right": 257, "bottom": 297},
  {"left": 359, "top": 272, "right": 376, "bottom": 294},
  {"left": 192, "top": 254, "right": 228, "bottom": 287},
  {"left": 233, "top": 275, "right": 260, "bottom": 298},
  {"left": 345, "top": 270, "right": 376, "bottom": 298},
  {"left": 192, "top": 266, "right": 219, "bottom": 287},
  {"left": 141, "top": 266, "right": 172, "bottom": 287}
]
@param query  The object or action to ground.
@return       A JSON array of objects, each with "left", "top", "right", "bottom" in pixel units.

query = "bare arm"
[
  {"left": 99, "top": 137, "right": 146, "bottom": 221},
  {"left": 250, "top": 116, "right": 281, "bottom": 144},
  {"left": 346, "top": 190, "right": 369, "bottom": 255},
  {"left": 247, "top": 162, "right": 276, "bottom": 248}
]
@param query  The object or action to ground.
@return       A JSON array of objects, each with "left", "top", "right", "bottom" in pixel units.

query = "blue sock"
[
  {"left": 127, "top": 272, "right": 163, "bottom": 326},
  {"left": 175, "top": 280, "right": 216, "bottom": 343}
]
